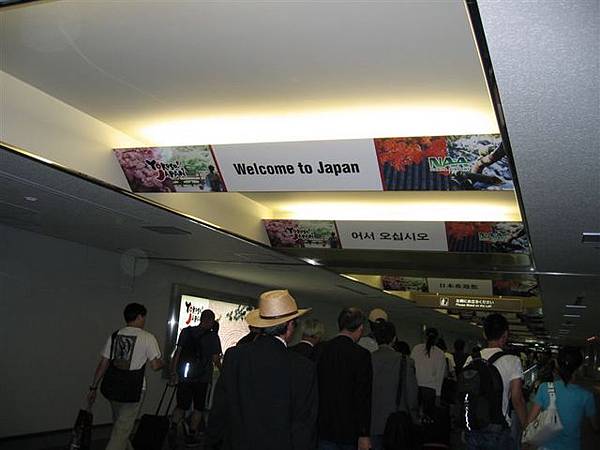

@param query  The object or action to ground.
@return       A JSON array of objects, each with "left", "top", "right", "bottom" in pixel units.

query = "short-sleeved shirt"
[
  {"left": 464, "top": 348, "right": 523, "bottom": 424},
  {"left": 101, "top": 326, "right": 162, "bottom": 388},
  {"left": 177, "top": 326, "right": 222, "bottom": 382},
  {"left": 534, "top": 380, "right": 596, "bottom": 450},
  {"left": 358, "top": 335, "right": 378, "bottom": 353},
  {"left": 411, "top": 343, "right": 447, "bottom": 395}
]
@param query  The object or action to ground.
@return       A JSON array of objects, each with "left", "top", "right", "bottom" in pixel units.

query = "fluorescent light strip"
[
  {"left": 565, "top": 304, "right": 587, "bottom": 309},
  {"left": 563, "top": 314, "right": 581, "bottom": 318}
]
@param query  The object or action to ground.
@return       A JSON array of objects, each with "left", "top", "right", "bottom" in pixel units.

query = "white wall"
[
  {"left": 0, "top": 223, "right": 361, "bottom": 437},
  {"left": 0, "top": 71, "right": 272, "bottom": 244}
]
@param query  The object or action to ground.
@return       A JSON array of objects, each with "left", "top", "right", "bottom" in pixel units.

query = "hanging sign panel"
[
  {"left": 212, "top": 139, "right": 383, "bottom": 192},
  {"left": 263, "top": 220, "right": 340, "bottom": 249},
  {"left": 414, "top": 293, "right": 524, "bottom": 313},
  {"left": 114, "top": 146, "right": 226, "bottom": 193},
  {"left": 427, "top": 278, "right": 493, "bottom": 296},
  {"left": 114, "top": 134, "right": 514, "bottom": 193},
  {"left": 264, "top": 220, "right": 529, "bottom": 254},
  {"left": 335, "top": 221, "right": 448, "bottom": 251}
]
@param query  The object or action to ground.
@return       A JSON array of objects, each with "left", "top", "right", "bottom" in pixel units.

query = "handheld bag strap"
[
  {"left": 487, "top": 350, "right": 508, "bottom": 365},
  {"left": 547, "top": 382, "right": 557, "bottom": 409},
  {"left": 108, "top": 331, "right": 119, "bottom": 360}
]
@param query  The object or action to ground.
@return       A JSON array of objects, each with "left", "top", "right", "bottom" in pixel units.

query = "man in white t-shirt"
[
  {"left": 88, "top": 303, "right": 164, "bottom": 450},
  {"left": 463, "top": 313, "right": 527, "bottom": 450}
]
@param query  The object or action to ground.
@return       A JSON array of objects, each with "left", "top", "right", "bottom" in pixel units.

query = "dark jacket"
[
  {"left": 208, "top": 335, "right": 318, "bottom": 450},
  {"left": 317, "top": 335, "right": 372, "bottom": 444},
  {"left": 291, "top": 340, "right": 316, "bottom": 361}
]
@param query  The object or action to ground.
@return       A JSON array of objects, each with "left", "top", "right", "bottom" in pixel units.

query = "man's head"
[
  {"left": 338, "top": 307, "right": 366, "bottom": 342},
  {"left": 483, "top": 313, "right": 509, "bottom": 347},
  {"left": 200, "top": 309, "right": 216, "bottom": 329},
  {"left": 300, "top": 318, "right": 325, "bottom": 345},
  {"left": 245, "top": 289, "right": 311, "bottom": 344},
  {"left": 374, "top": 321, "right": 396, "bottom": 346},
  {"left": 208, "top": 165, "right": 215, "bottom": 173},
  {"left": 123, "top": 302, "right": 147, "bottom": 328},
  {"left": 454, "top": 339, "right": 466, "bottom": 353}
]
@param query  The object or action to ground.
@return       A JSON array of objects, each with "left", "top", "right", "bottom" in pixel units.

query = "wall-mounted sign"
[
  {"left": 335, "top": 221, "right": 448, "bottom": 251},
  {"left": 264, "top": 220, "right": 529, "bottom": 254},
  {"left": 414, "top": 293, "right": 524, "bottom": 313},
  {"left": 427, "top": 277, "right": 493, "bottom": 296},
  {"left": 114, "top": 134, "right": 514, "bottom": 193}
]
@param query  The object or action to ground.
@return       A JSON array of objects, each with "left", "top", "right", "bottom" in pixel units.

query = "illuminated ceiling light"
[
  {"left": 340, "top": 274, "right": 360, "bottom": 282},
  {"left": 271, "top": 199, "right": 520, "bottom": 222},
  {"left": 563, "top": 314, "right": 581, "bottom": 318},
  {"left": 139, "top": 105, "right": 498, "bottom": 146},
  {"left": 565, "top": 304, "right": 587, "bottom": 309},
  {"left": 24, "top": 196, "right": 38, "bottom": 202},
  {"left": 301, "top": 258, "right": 321, "bottom": 266}
]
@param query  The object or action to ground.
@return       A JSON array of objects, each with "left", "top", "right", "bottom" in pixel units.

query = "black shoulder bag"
[
  {"left": 383, "top": 355, "right": 415, "bottom": 450},
  {"left": 100, "top": 331, "right": 145, "bottom": 403}
]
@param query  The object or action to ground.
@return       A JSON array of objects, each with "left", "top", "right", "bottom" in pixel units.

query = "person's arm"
[
  {"left": 169, "top": 347, "right": 182, "bottom": 383},
  {"left": 146, "top": 334, "right": 164, "bottom": 372},
  {"left": 87, "top": 357, "right": 110, "bottom": 405},
  {"left": 511, "top": 378, "right": 528, "bottom": 427},
  {"left": 149, "top": 357, "right": 164, "bottom": 371},
  {"left": 527, "top": 402, "right": 541, "bottom": 425},
  {"left": 212, "top": 354, "right": 222, "bottom": 371}
]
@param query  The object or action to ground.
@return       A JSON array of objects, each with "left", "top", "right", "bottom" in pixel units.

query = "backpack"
[
  {"left": 457, "top": 351, "right": 508, "bottom": 431},
  {"left": 100, "top": 331, "right": 145, "bottom": 402},
  {"left": 177, "top": 326, "right": 209, "bottom": 381}
]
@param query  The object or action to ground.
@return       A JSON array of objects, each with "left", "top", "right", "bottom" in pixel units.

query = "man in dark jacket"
[
  {"left": 207, "top": 290, "right": 318, "bottom": 450},
  {"left": 317, "top": 307, "right": 372, "bottom": 450},
  {"left": 291, "top": 318, "right": 325, "bottom": 361}
]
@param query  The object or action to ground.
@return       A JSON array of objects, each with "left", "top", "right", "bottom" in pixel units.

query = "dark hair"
[
  {"left": 201, "top": 309, "right": 216, "bottom": 323},
  {"left": 338, "top": 307, "right": 365, "bottom": 332},
  {"left": 262, "top": 321, "right": 291, "bottom": 337},
  {"left": 471, "top": 345, "right": 482, "bottom": 358},
  {"left": 394, "top": 340, "right": 411, "bottom": 356},
  {"left": 557, "top": 346, "right": 583, "bottom": 385},
  {"left": 123, "top": 303, "right": 147, "bottom": 323},
  {"left": 425, "top": 328, "right": 439, "bottom": 357},
  {"left": 374, "top": 321, "right": 396, "bottom": 345},
  {"left": 483, "top": 313, "right": 509, "bottom": 341},
  {"left": 437, "top": 338, "right": 447, "bottom": 352},
  {"left": 454, "top": 339, "right": 466, "bottom": 352}
]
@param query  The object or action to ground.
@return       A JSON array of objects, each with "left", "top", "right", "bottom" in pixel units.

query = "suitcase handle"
[{"left": 155, "top": 383, "right": 177, "bottom": 416}]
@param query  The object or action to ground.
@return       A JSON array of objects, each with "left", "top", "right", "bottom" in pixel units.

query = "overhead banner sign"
[
  {"left": 335, "top": 221, "right": 448, "bottom": 251},
  {"left": 114, "top": 134, "right": 514, "bottom": 193},
  {"left": 383, "top": 275, "right": 538, "bottom": 296},
  {"left": 414, "top": 293, "right": 524, "bottom": 313},
  {"left": 264, "top": 220, "right": 529, "bottom": 254},
  {"left": 213, "top": 139, "right": 383, "bottom": 192}
]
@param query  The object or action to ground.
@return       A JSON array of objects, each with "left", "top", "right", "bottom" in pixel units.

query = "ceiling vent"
[{"left": 142, "top": 226, "right": 191, "bottom": 235}]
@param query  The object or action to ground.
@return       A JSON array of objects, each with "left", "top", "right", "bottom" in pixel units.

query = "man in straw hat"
[{"left": 207, "top": 290, "right": 318, "bottom": 450}]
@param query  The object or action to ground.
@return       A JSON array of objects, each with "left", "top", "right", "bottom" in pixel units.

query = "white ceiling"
[{"left": 0, "top": 0, "right": 497, "bottom": 144}]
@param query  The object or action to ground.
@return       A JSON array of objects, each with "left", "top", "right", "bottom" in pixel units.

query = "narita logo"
[{"left": 427, "top": 156, "right": 471, "bottom": 174}]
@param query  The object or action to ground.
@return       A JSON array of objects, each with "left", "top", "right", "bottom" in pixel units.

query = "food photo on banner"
[
  {"left": 263, "top": 219, "right": 340, "bottom": 248},
  {"left": 492, "top": 277, "right": 539, "bottom": 297},
  {"left": 114, "top": 145, "right": 226, "bottom": 193},
  {"left": 374, "top": 134, "right": 514, "bottom": 191},
  {"left": 445, "top": 222, "right": 530, "bottom": 253}
]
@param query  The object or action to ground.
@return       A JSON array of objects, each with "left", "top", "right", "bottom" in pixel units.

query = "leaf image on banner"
[
  {"left": 264, "top": 220, "right": 339, "bottom": 248},
  {"left": 446, "top": 222, "right": 529, "bottom": 254}
]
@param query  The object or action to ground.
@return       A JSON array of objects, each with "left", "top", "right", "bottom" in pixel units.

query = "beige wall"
[{"left": 0, "top": 71, "right": 271, "bottom": 243}]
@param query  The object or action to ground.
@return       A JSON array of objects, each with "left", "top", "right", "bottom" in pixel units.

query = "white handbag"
[{"left": 522, "top": 382, "right": 564, "bottom": 446}]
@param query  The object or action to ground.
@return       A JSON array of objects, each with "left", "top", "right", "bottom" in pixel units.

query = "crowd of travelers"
[{"left": 86, "top": 291, "right": 598, "bottom": 450}]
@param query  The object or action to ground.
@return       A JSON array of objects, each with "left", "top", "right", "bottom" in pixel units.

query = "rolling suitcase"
[{"left": 131, "top": 383, "right": 176, "bottom": 450}]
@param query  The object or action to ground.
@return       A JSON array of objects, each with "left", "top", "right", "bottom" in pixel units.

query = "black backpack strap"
[
  {"left": 108, "top": 330, "right": 119, "bottom": 360},
  {"left": 487, "top": 351, "right": 508, "bottom": 365}
]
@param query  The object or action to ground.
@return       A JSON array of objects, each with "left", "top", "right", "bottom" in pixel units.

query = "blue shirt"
[{"left": 534, "top": 380, "right": 596, "bottom": 450}]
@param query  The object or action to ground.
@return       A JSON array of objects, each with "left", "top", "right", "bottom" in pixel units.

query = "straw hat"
[
  {"left": 368, "top": 308, "right": 388, "bottom": 322},
  {"left": 246, "top": 290, "right": 311, "bottom": 328}
]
